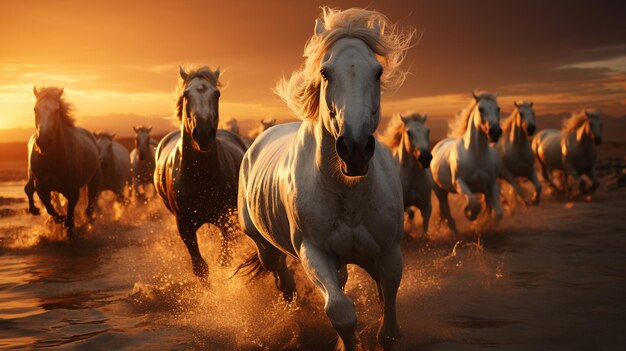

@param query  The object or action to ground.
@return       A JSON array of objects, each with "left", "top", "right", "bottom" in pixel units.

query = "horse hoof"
[
  {"left": 29, "top": 207, "right": 41, "bottom": 216},
  {"left": 193, "top": 261, "right": 209, "bottom": 281},
  {"left": 53, "top": 215, "right": 66, "bottom": 224},
  {"left": 378, "top": 326, "right": 402, "bottom": 350}
]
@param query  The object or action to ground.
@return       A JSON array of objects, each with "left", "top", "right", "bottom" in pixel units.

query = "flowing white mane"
[
  {"left": 563, "top": 109, "right": 600, "bottom": 133},
  {"left": 448, "top": 91, "right": 498, "bottom": 138},
  {"left": 275, "top": 7, "right": 415, "bottom": 120}
]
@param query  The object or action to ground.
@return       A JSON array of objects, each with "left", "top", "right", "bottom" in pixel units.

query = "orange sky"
[{"left": 1, "top": 0, "right": 625, "bottom": 138}]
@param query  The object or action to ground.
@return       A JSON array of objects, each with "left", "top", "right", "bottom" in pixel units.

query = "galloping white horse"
[
  {"left": 532, "top": 109, "right": 602, "bottom": 195},
  {"left": 237, "top": 8, "right": 414, "bottom": 350},
  {"left": 94, "top": 132, "right": 131, "bottom": 204},
  {"left": 495, "top": 101, "right": 542, "bottom": 204},
  {"left": 381, "top": 112, "right": 433, "bottom": 236},
  {"left": 24, "top": 87, "right": 101, "bottom": 237},
  {"left": 154, "top": 66, "right": 247, "bottom": 280},
  {"left": 130, "top": 126, "right": 157, "bottom": 199},
  {"left": 431, "top": 91, "right": 503, "bottom": 233}
]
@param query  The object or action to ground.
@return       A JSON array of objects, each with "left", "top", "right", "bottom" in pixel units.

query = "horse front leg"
[
  {"left": 177, "top": 218, "right": 208, "bottom": 281},
  {"left": 36, "top": 187, "right": 64, "bottom": 223},
  {"left": 24, "top": 176, "right": 40, "bottom": 215},
  {"left": 501, "top": 168, "right": 526, "bottom": 204},
  {"left": 434, "top": 187, "right": 457, "bottom": 234},
  {"left": 374, "top": 245, "right": 403, "bottom": 350},
  {"left": 486, "top": 181, "right": 503, "bottom": 223},
  {"left": 563, "top": 162, "right": 585, "bottom": 196},
  {"left": 528, "top": 169, "right": 542, "bottom": 205},
  {"left": 587, "top": 167, "right": 600, "bottom": 195},
  {"left": 86, "top": 173, "right": 100, "bottom": 223},
  {"left": 418, "top": 199, "right": 432, "bottom": 236},
  {"left": 300, "top": 241, "right": 358, "bottom": 351},
  {"left": 64, "top": 188, "right": 80, "bottom": 238},
  {"left": 454, "top": 178, "right": 480, "bottom": 221}
]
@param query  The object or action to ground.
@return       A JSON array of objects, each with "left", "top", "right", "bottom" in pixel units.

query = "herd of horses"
[{"left": 22, "top": 8, "right": 604, "bottom": 351}]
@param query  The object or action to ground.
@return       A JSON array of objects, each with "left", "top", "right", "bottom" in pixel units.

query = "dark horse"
[
  {"left": 25, "top": 87, "right": 101, "bottom": 237},
  {"left": 154, "top": 66, "right": 247, "bottom": 280}
]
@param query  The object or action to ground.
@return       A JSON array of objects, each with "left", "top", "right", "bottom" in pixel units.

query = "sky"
[{"left": 1, "top": 0, "right": 625, "bottom": 139}]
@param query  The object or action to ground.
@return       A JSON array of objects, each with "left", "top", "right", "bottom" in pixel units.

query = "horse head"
[
  {"left": 95, "top": 132, "right": 115, "bottom": 170},
  {"left": 473, "top": 91, "right": 502, "bottom": 142},
  {"left": 133, "top": 126, "right": 153, "bottom": 161},
  {"left": 585, "top": 110, "right": 603, "bottom": 145},
  {"left": 514, "top": 101, "right": 536, "bottom": 136},
  {"left": 317, "top": 21, "right": 382, "bottom": 177},
  {"left": 400, "top": 112, "right": 431, "bottom": 168},
  {"left": 179, "top": 66, "right": 221, "bottom": 153},
  {"left": 33, "top": 86, "right": 67, "bottom": 154}
]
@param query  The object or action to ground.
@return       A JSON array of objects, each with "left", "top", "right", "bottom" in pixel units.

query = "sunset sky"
[{"left": 1, "top": 0, "right": 625, "bottom": 139}]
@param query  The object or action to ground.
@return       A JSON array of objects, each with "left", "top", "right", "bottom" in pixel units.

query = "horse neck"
[
  {"left": 396, "top": 134, "right": 419, "bottom": 173},
  {"left": 45, "top": 123, "right": 75, "bottom": 165},
  {"left": 574, "top": 123, "right": 593, "bottom": 148},
  {"left": 180, "top": 128, "right": 221, "bottom": 180},
  {"left": 509, "top": 111, "right": 526, "bottom": 145},
  {"left": 462, "top": 110, "right": 489, "bottom": 154}
]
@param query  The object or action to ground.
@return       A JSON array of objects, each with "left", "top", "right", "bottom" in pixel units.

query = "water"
[{"left": 1, "top": 182, "right": 625, "bottom": 350}]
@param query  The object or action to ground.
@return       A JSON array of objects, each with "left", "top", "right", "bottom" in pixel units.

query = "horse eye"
[
  {"left": 320, "top": 68, "right": 328, "bottom": 81},
  {"left": 376, "top": 68, "right": 383, "bottom": 80}
]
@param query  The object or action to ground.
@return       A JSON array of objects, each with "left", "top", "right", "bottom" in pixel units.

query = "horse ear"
[
  {"left": 514, "top": 101, "right": 520, "bottom": 108},
  {"left": 179, "top": 66, "right": 188, "bottom": 81},
  {"left": 214, "top": 67, "right": 220, "bottom": 79},
  {"left": 472, "top": 90, "right": 479, "bottom": 101},
  {"left": 529, "top": 102, "right": 534, "bottom": 108},
  {"left": 314, "top": 19, "right": 325, "bottom": 36},
  {"left": 133, "top": 126, "right": 139, "bottom": 133},
  {"left": 148, "top": 126, "right": 152, "bottom": 132},
  {"left": 372, "top": 20, "right": 381, "bottom": 38},
  {"left": 422, "top": 113, "right": 428, "bottom": 122},
  {"left": 33, "top": 86, "right": 39, "bottom": 97},
  {"left": 110, "top": 133, "right": 116, "bottom": 139},
  {"left": 399, "top": 113, "right": 409, "bottom": 124},
  {"left": 57, "top": 88, "right": 64, "bottom": 98}
]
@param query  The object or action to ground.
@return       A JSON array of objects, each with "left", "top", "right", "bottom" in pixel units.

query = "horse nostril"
[
  {"left": 595, "top": 136, "right": 602, "bottom": 145},
  {"left": 527, "top": 125, "right": 536, "bottom": 135},
  {"left": 335, "top": 136, "right": 350, "bottom": 160},
  {"left": 364, "top": 135, "right": 375, "bottom": 160}
]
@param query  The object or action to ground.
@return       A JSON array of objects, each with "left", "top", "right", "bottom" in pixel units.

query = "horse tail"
[{"left": 233, "top": 253, "right": 269, "bottom": 281}]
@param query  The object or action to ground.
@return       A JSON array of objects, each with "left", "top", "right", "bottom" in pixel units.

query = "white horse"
[
  {"left": 94, "top": 132, "right": 131, "bottom": 204},
  {"left": 431, "top": 91, "right": 503, "bottom": 233},
  {"left": 237, "top": 8, "right": 414, "bottom": 350},
  {"left": 381, "top": 112, "right": 433, "bottom": 236},
  {"left": 24, "top": 87, "right": 101, "bottom": 237},
  {"left": 130, "top": 126, "right": 157, "bottom": 200},
  {"left": 532, "top": 109, "right": 602, "bottom": 195},
  {"left": 495, "top": 101, "right": 542, "bottom": 204}
]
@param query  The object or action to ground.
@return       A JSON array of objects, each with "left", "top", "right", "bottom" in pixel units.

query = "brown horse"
[
  {"left": 154, "top": 66, "right": 247, "bottom": 280},
  {"left": 24, "top": 87, "right": 101, "bottom": 237}
]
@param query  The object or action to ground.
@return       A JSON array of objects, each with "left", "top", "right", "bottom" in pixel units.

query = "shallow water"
[{"left": 1, "top": 182, "right": 625, "bottom": 350}]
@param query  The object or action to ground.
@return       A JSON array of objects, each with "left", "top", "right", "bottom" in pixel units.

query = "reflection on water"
[{"left": 1, "top": 185, "right": 626, "bottom": 350}]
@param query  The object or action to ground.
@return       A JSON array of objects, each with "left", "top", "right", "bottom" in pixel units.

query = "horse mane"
[
  {"left": 35, "top": 87, "right": 75, "bottom": 126},
  {"left": 448, "top": 91, "right": 498, "bottom": 138},
  {"left": 175, "top": 66, "right": 221, "bottom": 122},
  {"left": 562, "top": 109, "right": 599, "bottom": 133},
  {"left": 275, "top": 7, "right": 416, "bottom": 120},
  {"left": 380, "top": 111, "right": 425, "bottom": 150},
  {"left": 502, "top": 101, "right": 532, "bottom": 133}
]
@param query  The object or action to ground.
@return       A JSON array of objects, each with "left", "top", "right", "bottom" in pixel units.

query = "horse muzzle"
[
  {"left": 335, "top": 135, "right": 376, "bottom": 177},
  {"left": 595, "top": 136, "right": 602, "bottom": 145},
  {"left": 418, "top": 150, "right": 433, "bottom": 169},
  {"left": 192, "top": 127, "right": 217, "bottom": 152},
  {"left": 138, "top": 152, "right": 146, "bottom": 161},
  {"left": 488, "top": 126, "right": 502, "bottom": 142},
  {"left": 526, "top": 124, "right": 536, "bottom": 136}
]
